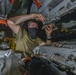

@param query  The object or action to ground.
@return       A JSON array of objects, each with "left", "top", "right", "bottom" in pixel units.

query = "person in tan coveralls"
[
  {"left": 7, "top": 14, "right": 52, "bottom": 57},
  {"left": 6, "top": 14, "right": 66, "bottom": 75}
]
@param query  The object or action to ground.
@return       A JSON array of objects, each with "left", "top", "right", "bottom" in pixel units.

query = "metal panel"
[
  {"left": 49, "top": 0, "right": 76, "bottom": 21},
  {"left": 38, "top": 0, "right": 52, "bottom": 12}
]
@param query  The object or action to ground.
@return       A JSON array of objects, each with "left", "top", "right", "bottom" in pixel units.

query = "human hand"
[
  {"left": 33, "top": 14, "right": 45, "bottom": 22},
  {"left": 44, "top": 24, "right": 52, "bottom": 37}
]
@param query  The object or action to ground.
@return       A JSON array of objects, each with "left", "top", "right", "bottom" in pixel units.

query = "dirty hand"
[
  {"left": 44, "top": 24, "right": 52, "bottom": 37},
  {"left": 33, "top": 14, "right": 45, "bottom": 22}
]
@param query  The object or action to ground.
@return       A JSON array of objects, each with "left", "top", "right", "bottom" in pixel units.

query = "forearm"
[
  {"left": 45, "top": 35, "right": 52, "bottom": 45},
  {"left": 45, "top": 40, "right": 51, "bottom": 45},
  {"left": 39, "top": 40, "right": 51, "bottom": 46},
  {"left": 9, "top": 14, "right": 34, "bottom": 25}
]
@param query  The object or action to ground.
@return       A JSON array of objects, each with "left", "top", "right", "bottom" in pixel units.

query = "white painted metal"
[{"left": 38, "top": 0, "right": 52, "bottom": 13}]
